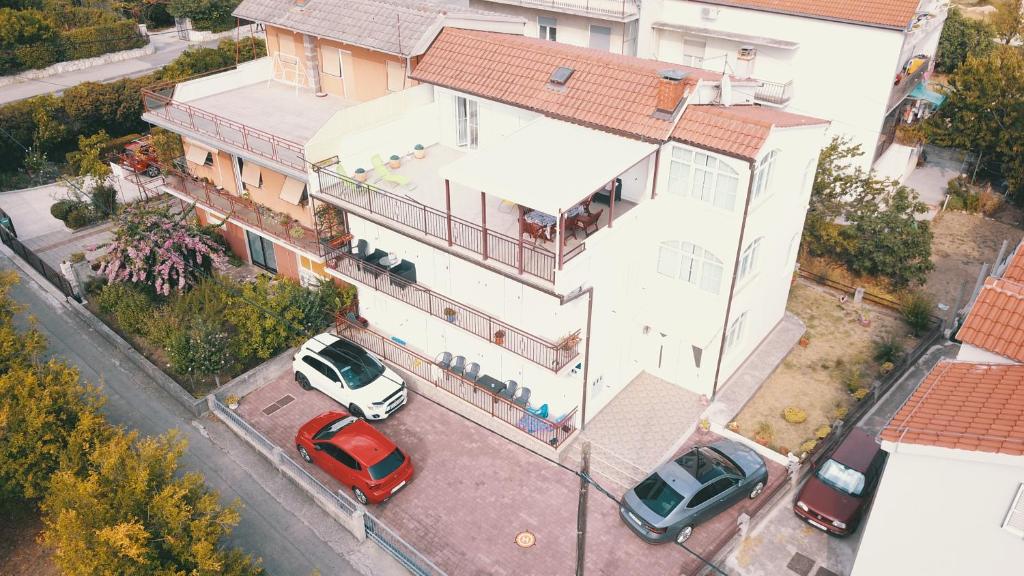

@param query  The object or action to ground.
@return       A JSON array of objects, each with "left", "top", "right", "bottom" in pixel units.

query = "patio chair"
[
  {"left": 464, "top": 362, "right": 481, "bottom": 382},
  {"left": 580, "top": 194, "right": 595, "bottom": 215},
  {"left": 450, "top": 355, "right": 467, "bottom": 376},
  {"left": 371, "top": 154, "right": 411, "bottom": 188},
  {"left": 498, "top": 380, "right": 518, "bottom": 401},
  {"left": 522, "top": 221, "right": 551, "bottom": 245},
  {"left": 434, "top": 351, "right": 452, "bottom": 370},
  {"left": 511, "top": 386, "right": 530, "bottom": 408},
  {"left": 564, "top": 215, "right": 581, "bottom": 241},
  {"left": 574, "top": 209, "right": 603, "bottom": 238}
]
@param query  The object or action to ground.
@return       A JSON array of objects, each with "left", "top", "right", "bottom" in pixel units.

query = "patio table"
[
  {"left": 524, "top": 210, "right": 557, "bottom": 227},
  {"left": 476, "top": 374, "right": 506, "bottom": 396}
]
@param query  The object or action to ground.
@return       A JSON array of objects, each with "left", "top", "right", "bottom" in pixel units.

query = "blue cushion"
[{"left": 526, "top": 403, "right": 549, "bottom": 418}]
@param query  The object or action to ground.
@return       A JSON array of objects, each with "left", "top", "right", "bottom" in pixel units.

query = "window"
[
  {"left": 657, "top": 240, "right": 724, "bottom": 294},
  {"left": 203, "top": 152, "right": 214, "bottom": 167},
  {"left": 368, "top": 448, "right": 406, "bottom": 480},
  {"left": 750, "top": 150, "right": 777, "bottom": 202},
  {"left": 386, "top": 60, "right": 405, "bottom": 92},
  {"left": 312, "top": 415, "right": 357, "bottom": 440},
  {"left": 724, "top": 312, "right": 747, "bottom": 354},
  {"left": 321, "top": 443, "right": 361, "bottom": 470},
  {"left": 816, "top": 459, "right": 867, "bottom": 497},
  {"left": 589, "top": 25, "right": 612, "bottom": 51},
  {"left": 240, "top": 160, "right": 262, "bottom": 189},
  {"left": 633, "top": 473, "right": 685, "bottom": 517},
  {"left": 455, "top": 96, "right": 478, "bottom": 149},
  {"left": 303, "top": 355, "right": 339, "bottom": 382},
  {"left": 246, "top": 230, "right": 277, "bottom": 273},
  {"left": 623, "top": 20, "right": 638, "bottom": 56},
  {"left": 539, "top": 16, "right": 557, "bottom": 41},
  {"left": 319, "top": 342, "right": 384, "bottom": 390},
  {"left": 675, "top": 447, "right": 743, "bottom": 484},
  {"left": 737, "top": 237, "right": 763, "bottom": 283},
  {"left": 666, "top": 147, "right": 739, "bottom": 211},
  {"left": 688, "top": 477, "right": 736, "bottom": 508},
  {"left": 682, "top": 37, "right": 706, "bottom": 67},
  {"left": 321, "top": 46, "right": 343, "bottom": 78},
  {"left": 1002, "top": 483, "right": 1024, "bottom": 537}
]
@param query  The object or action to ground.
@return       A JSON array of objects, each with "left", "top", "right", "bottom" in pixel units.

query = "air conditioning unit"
[
  {"left": 738, "top": 46, "right": 757, "bottom": 60},
  {"left": 702, "top": 6, "right": 720, "bottom": 20}
]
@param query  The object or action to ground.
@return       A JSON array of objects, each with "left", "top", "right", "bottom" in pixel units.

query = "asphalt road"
[{"left": 1, "top": 250, "right": 398, "bottom": 576}]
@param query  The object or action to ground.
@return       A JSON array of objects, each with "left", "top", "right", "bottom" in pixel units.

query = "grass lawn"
[{"left": 733, "top": 281, "right": 917, "bottom": 455}]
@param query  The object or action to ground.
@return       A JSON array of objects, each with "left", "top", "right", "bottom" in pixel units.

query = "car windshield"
[
  {"left": 633, "top": 473, "right": 685, "bottom": 518},
  {"left": 675, "top": 447, "right": 743, "bottom": 483},
  {"left": 368, "top": 448, "right": 405, "bottom": 481},
  {"left": 313, "top": 416, "right": 357, "bottom": 440},
  {"left": 816, "top": 459, "right": 866, "bottom": 496},
  {"left": 324, "top": 344, "right": 385, "bottom": 390}
]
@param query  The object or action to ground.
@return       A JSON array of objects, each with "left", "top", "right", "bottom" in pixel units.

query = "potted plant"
[
  {"left": 698, "top": 417, "right": 710, "bottom": 432},
  {"left": 354, "top": 168, "right": 367, "bottom": 182},
  {"left": 754, "top": 421, "right": 773, "bottom": 446},
  {"left": 443, "top": 307, "right": 457, "bottom": 322},
  {"left": 727, "top": 421, "right": 740, "bottom": 433},
  {"left": 414, "top": 144, "right": 425, "bottom": 159},
  {"left": 494, "top": 329, "right": 506, "bottom": 345},
  {"left": 799, "top": 335, "right": 810, "bottom": 348},
  {"left": 557, "top": 333, "right": 581, "bottom": 352},
  {"left": 225, "top": 394, "right": 240, "bottom": 410},
  {"left": 388, "top": 154, "right": 401, "bottom": 169},
  {"left": 289, "top": 225, "right": 306, "bottom": 240}
]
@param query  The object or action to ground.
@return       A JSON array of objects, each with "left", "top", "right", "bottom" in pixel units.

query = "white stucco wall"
[
  {"left": 955, "top": 344, "right": 1019, "bottom": 365},
  {"left": 467, "top": 1, "right": 633, "bottom": 53}
]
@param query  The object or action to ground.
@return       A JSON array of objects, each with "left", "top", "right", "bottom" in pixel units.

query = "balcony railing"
[
  {"left": 142, "top": 87, "right": 306, "bottom": 171},
  {"left": 329, "top": 250, "right": 581, "bottom": 371},
  {"left": 151, "top": 166, "right": 321, "bottom": 256},
  {"left": 315, "top": 167, "right": 557, "bottom": 283},
  {"left": 753, "top": 80, "right": 794, "bottom": 106},
  {"left": 888, "top": 55, "right": 931, "bottom": 112},
  {"left": 485, "top": 0, "right": 639, "bottom": 18},
  {"left": 337, "top": 318, "right": 579, "bottom": 449}
]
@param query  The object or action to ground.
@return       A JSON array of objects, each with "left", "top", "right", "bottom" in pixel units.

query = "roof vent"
[{"left": 549, "top": 66, "right": 574, "bottom": 86}]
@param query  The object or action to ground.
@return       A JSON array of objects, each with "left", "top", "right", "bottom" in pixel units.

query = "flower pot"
[
  {"left": 354, "top": 171, "right": 367, "bottom": 182},
  {"left": 446, "top": 315, "right": 456, "bottom": 323},
  {"left": 755, "top": 435, "right": 770, "bottom": 446},
  {"left": 388, "top": 158, "right": 401, "bottom": 169},
  {"left": 228, "top": 402, "right": 239, "bottom": 410},
  {"left": 414, "top": 149, "right": 426, "bottom": 159},
  {"left": 799, "top": 336, "right": 810, "bottom": 348},
  {"left": 494, "top": 335, "right": 505, "bottom": 346}
]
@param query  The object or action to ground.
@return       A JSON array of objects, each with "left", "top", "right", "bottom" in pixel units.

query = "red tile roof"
[
  {"left": 1002, "top": 242, "right": 1024, "bottom": 283},
  {"left": 881, "top": 361, "right": 1024, "bottom": 456},
  {"left": 956, "top": 277, "right": 1024, "bottom": 363},
  {"left": 670, "top": 105, "right": 827, "bottom": 160},
  {"left": 411, "top": 28, "right": 719, "bottom": 142},
  {"left": 696, "top": 0, "right": 921, "bottom": 30}
]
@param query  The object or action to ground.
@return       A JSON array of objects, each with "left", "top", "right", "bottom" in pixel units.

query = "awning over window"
[
  {"left": 909, "top": 81, "right": 946, "bottom": 108},
  {"left": 241, "top": 161, "right": 262, "bottom": 188},
  {"left": 280, "top": 176, "right": 306, "bottom": 205},
  {"left": 185, "top": 142, "right": 212, "bottom": 165}
]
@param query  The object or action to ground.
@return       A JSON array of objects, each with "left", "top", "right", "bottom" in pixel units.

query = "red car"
[
  {"left": 295, "top": 411, "right": 413, "bottom": 505},
  {"left": 794, "top": 428, "right": 887, "bottom": 535}
]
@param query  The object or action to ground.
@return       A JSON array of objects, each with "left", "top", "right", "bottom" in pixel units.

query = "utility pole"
[{"left": 575, "top": 442, "right": 591, "bottom": 576}]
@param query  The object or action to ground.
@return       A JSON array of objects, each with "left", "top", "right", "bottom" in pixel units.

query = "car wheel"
[
  {"left": 145, "top": 166, "right": 159, "bottom": 177},
  {"left": 297, "top": 445, "right": 312, "bottom": 463},
  {"left": 349, "top": 403, "right": 365, "bottom": 419},
  {"left": 296, "top": 372, "right": 312, "bottom": 391},
  {"left": 749, "top": 481, "right": 765, "bottom": 499},
  {"left": 353, "top": 487, "right": 368, "bottom": 505},
  {"left": 676, "top": 526, "right": 693, "bottom": 545}
]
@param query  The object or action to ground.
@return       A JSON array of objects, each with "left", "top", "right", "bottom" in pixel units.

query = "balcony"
[
  {"left": 480, "top": 0, "right": 639, "bottom": 20},
  {"left": 753, "top": 79, "right": 794, "bottom": 106},
  {"left": 327, "top": 249, "right": 581, "bottom": 371},
  {"left": 888, "top": 55, "right": 931, "bottom": 113},
  {"left": 337, "top": 318, "right": 579, "bottom": 449},
  {"left": 146, "top": 165, "right": 322, "bottom": 256}
]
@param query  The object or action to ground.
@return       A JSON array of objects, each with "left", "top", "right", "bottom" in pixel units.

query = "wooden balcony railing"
[
  {"left": 142, "top": 86, "right": 306, "bottom": 171},
  {"left": 328, "top": 250, "right": 581, "bottom": 371},
  {"left": 315, "top": 166, "right": 557, "bottom": 283},
  {"left": 152, "top": 167, "right": 320, "bottom": 255},
  {"left": 337, "top": 318, "right": 579, "bottom": 448}
]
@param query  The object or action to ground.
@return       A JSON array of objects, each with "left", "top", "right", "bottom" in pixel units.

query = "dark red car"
[
  {"left": 794, "top": 428, "right": 886, "bottom": 535},
  {"left": 295, "top": 411, "right": 413, "bottom": 505}
]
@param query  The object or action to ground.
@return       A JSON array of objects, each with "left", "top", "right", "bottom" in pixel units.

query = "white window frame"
[
  {"left": 589, "top": 25, "right": 612, "bottom": 52},
  {"left": 750, "top": 150, "right": 778, "bottom": 202},
  {"left": 1003, "top": 483, "right": 1024, "bottom": 537},
  {"left": 539, "top": 16, "right": 557, "bottom": 41},
  {"left": 737, "top": 237, "right": 762, "bottom": 283},
  {"left": 386, "top": 60, "right": 405, "bottom": 93},
  {"left": 682, "top": 37, "right": 706, "bottom": 68},
  {"left": 667, "top": 147, "right": 739, "bottom": 211},
  {"left": 724, "top": 312, "right": 747, "bottom": 354},
  {"left": 455, "top": 96, "right": 479, "bottom": 149},
  {"left": 657, "top": 240, "right": 724, "bottom": 294},
  {"left": 623, "top": 20, "right": 638, "bottom": 56}
]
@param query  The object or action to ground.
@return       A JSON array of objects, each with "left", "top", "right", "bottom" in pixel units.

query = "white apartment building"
[{"left": 467, "top": 0, "right": 642, "bottom": 55}]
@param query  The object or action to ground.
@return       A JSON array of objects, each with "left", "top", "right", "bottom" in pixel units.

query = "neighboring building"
[
  {"left": 467, "top": 0, "right": 642, "bottom": 55},
  {"left": 300, "top": 27, "right": 828, "bottom": 453},
  {"left": 140, "top": 0, "right": 523, "bottom": 283},
  {"left": 852, "top": 360, "right": 1024, "bottom": 576},
  {"left": 636, "top": 0, "right": 949, "bottom": 173},
  {"left": 956, "top": 240, "right": 1024, "bottom": 365}
]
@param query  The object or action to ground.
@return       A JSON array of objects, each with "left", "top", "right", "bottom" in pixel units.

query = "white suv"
[{"left": 293, "top": 333, "right": 407, "bottom": 420}]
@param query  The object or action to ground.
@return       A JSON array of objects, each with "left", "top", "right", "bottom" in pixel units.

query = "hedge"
[{"left": 60, "top": 20, "right": 147, "bottom": 61}]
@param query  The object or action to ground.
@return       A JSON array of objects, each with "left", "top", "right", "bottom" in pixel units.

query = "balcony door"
[
  {"left": 246, "top": 230, "right": 278, "bottom": 273},
  {"left": 455, "top": 96, "right": 478, "bottom": 149}
]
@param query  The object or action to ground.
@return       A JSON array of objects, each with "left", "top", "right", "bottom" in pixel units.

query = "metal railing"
[
  {"left": 152, "top": 166, "right": 321, "bottom": 256},
  {"left": 329, "top": 251, "right": 580, "bottom": 371},
  {"left": 485, "top": 0, "right": 640, "bottom": 18},
  {"left": 753, "top": 80, "right": 794, "bottom": 106},
  {"left": 337, "top": 319, "right": 580, "bottom": 448},
  {"left": 142, "top": 86, "right": 306, "bottom": 170},
  {"left": 315, "top": 167, "right": 557, "bottom": 283},
  {"left": 364, "top": 514, "right": 447, "bottom": 576},
  {"left": 0, "top": 220, "right": 80, "bottom": 302}
]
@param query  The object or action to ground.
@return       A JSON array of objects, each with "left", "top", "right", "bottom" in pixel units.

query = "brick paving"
[{"left": 237, "top": 368, "right": 783, "bottom": 575}]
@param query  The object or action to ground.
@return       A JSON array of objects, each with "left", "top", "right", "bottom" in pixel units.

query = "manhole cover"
[
  {"left": 514, "top": 531, "right": 536, "bottom": 548},
  {"left": 787, "top": 552, "right": 814, "bottom": 576},
  {"left": 262, "top": 394, "right": 296, "bottom": 416}
]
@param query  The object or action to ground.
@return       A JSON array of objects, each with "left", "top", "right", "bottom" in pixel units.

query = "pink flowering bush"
[{"left": 101, "top": 205, "right": 226, "bottom": 296}]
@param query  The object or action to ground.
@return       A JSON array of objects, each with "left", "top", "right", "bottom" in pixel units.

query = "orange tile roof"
[
  {"left": 1002, "top": 242, "right": 1024, "bottom": 283},
  {"left": 411, "top": 28, "right": 719, "bottom": 142},
  {"left": 881, "top": 361, "right": 1024, "bottom": 456},
  {"left": 697, "top": 0, "right": 921, "bottom": 30},
  {"left": 956, "top": 277, "right": 1024, "bottom": 363},
  {"left": 670, "top": 105, "right": 827, "bottom": 160}
]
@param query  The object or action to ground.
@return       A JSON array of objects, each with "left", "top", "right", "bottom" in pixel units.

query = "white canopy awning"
[
  {"left": 279, "top": 176, "right": 306, "bottom": 205},
  {"left": 438, "top": 118, "right": 657, "bottom": 216},
  {"left": 241, "top": 160, "right": 262, "bottom": 188},
  {"left": 185, "top": 141, "right": 212, "bottom": 165}
]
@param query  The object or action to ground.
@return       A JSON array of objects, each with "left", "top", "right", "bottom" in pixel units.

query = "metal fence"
[
  {"left": 0, "top": 220, "right": 80, "bottom": 301},
  {"left": 364, "top": 513, "right": 447, "bottom": 576},
  {"left": 797, "top": 268, "right": 943, "bottom": 322}
]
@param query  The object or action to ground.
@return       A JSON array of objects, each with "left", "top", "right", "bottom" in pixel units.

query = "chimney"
[
  {"left": 302, "top": 34, "right": 325, "bottom": 96},
  {"left": 655, "top": 69, "right": 688, "bottom": 115}
]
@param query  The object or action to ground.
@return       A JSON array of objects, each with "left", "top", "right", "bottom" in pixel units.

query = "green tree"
[
  {"left": 935, "top": 7, "right": 995, "bottom": 73},
  {"left": 149, "top": 127, "right": 185, "bottom": 167},
  {"left": 68, "top": 130, "right": 113, "bottom": 184},
  {"left": 992, "top": 0, "right": 1024, "bottom": 45}
]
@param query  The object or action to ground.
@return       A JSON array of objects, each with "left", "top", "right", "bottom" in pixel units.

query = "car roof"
[
  {"left": 829, "top": 428, "right": 880, "bottom": 472},
  {"left": 304, "top": 332, "right": 340, "bottom": 353},
  {"left": 654, "top": 460, "right": 703, "bottom": 498},
  {"left": 331, "top": 419, "right": 397, "bottom": 466}
]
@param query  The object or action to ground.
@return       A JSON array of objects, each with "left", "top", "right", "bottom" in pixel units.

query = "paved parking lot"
[{"left": 237, "top": 367, "right": 785, "bottom": 575}]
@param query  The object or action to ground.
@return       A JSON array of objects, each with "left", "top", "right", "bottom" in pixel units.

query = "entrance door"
[{"left": 246, "top": 230, "right": 278, "bottom": 273}]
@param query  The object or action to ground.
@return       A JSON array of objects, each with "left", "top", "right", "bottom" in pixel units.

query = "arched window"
[
  {"left": 667, "top": 147, "right": 740, "bottom": 211},
  {"left": 737, "top": 237, "right": 763, "bottom": 283},
  {"left": 657, "top": 240, "right": 724, "bottom": 294},
  {"left": 725, "top": 312, "right": 748, "bottom": 354},
  {"left": 750, "top": 150, "right": 778, "bottom": 202}
]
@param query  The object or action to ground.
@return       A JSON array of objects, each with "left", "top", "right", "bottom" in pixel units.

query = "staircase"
[{"left": 560, "top": 436, "right": 650, "bottom": 498}]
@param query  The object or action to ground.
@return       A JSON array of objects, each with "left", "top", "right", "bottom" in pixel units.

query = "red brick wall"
[{"left": 273, "top": 242, "right": 299, "bottom": 281}]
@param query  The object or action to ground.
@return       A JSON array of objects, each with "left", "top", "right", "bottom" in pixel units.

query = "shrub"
[
  {"left": 879, "top": 361, "right": 895, "bottom": 375},
  {"left": 50, "top": 199, "right": 79, "bottom": 221},
  {"left": 65, "top": 205, "right": 97, "bottom": 229},
  {"left": 853, "top": 388, "right": 870, "bottom": 401},
  {"left": 755, "top": 421, "right": 774, "bottom": 444},
  {"left": 83, "top": 276, "right": 107, "bottom": 295},
  {"left": 799, "top": 439, "right": 818, "bottom": 455},
  {"left": 90, "top": 184, "right": 118, "bottom": 216},
  {"left": 832, "top": 405, "right": 849, "bottom": 420},
  {"left": 97, "top": 283, "right": 153, "bottom": 334},
  {"left": 814, "top": 425, "right": 832, "bottom": 439},
  {"left": 945, "top": 194, "right": 965, "bottom": 211},
  {"left": 841, "top": 366, "right": 865, "bottom": 393},
  {"left": 69, "top": 252, "right": 85, "bottom": 264},
  {"left": 782, "top": 407, "right": 808, "bottom": 424},
  {"left": 873, "top": 334, "right": 904, "bottom": 365},
  {"left": 901, "top": 291, "right": 934, "bottom": 336}
]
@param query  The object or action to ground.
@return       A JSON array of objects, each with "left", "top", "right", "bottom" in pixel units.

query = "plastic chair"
[
  {"left": 499, "top": 380, "right": 518, "bottom": 400},
  {"left": 371, "top": 154, "right": 410, "bottom": 187},
  {"left": 434, "top": 351, "right": 452, "bottom": 370},
  {"left": 512, "top": 386, "right": 530, "bottom": 408},
  {"left": 450, "top": 355, "right": 466, "bottom": 375},
  {"left": 464, "top": 362, "right": 480, "bottom": 382}
]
